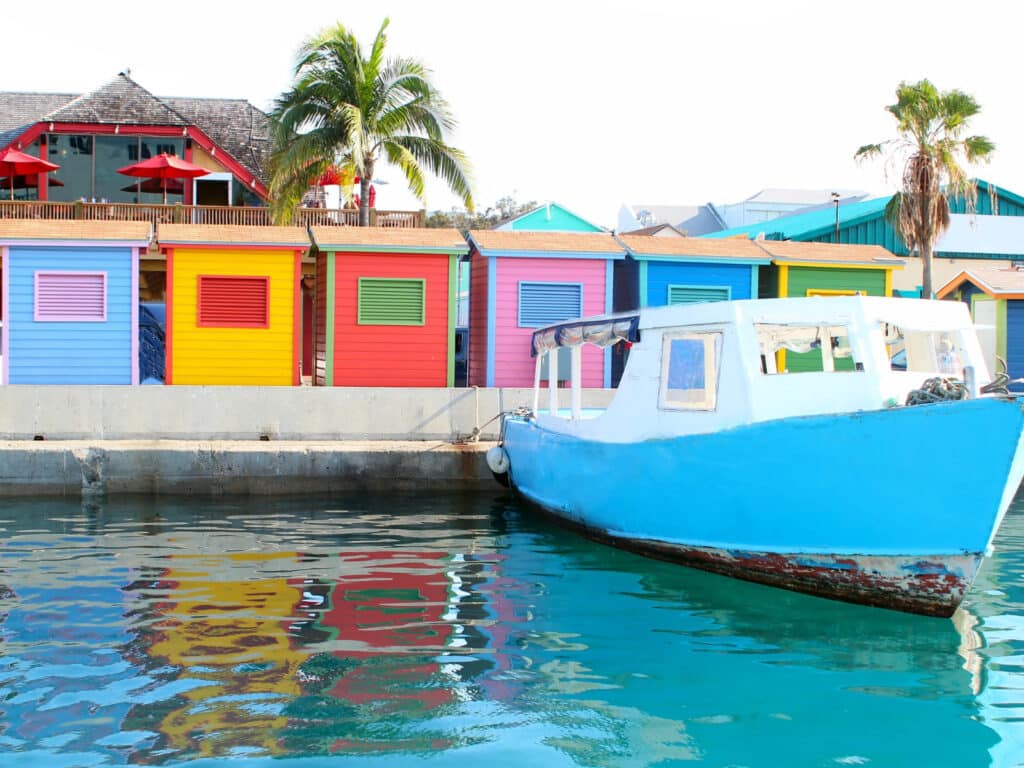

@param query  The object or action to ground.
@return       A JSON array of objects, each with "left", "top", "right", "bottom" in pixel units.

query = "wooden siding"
[
  {"left": 785, "top": 266, "right": 887, "bottom": 298},
  {"left": 314, "top": 252, "right": 328, "bottom": 386},
  {"left": 646, "top": 261, "right": 752, "bottom": 306},
  {"left": 468, "top": 252, "right": 489, "bottom": 386},
  {"left": 169, "top": 247, "right": 297, "bottom": 385},
  {"left": 492, "top": 257, "right": 607, "bottom": 387},
  {"left": 331, "top": 252, "right": 451, "bottom": 386},
  {"left": 1007, "top": 300, "right": 1024, "bottom": 393},
  {"left": 6, "top": 245, "right": 132, "bottom": 384}
]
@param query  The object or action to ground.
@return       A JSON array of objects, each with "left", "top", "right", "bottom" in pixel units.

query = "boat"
[{"left": 487, "top": 296, "right": 1024, "bottom": 617}]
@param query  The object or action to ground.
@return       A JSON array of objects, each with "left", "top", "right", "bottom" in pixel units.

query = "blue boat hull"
[{"left": 501, "top": 398, "right": 1024, "bottom": 616}]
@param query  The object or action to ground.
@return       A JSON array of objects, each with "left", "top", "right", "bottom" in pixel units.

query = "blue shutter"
[
  {"left": 667, "top": 285, "right": 731, "bottom": 305},
  {"left": 518, "top": 282, "right": 583, "bottom": 327}
]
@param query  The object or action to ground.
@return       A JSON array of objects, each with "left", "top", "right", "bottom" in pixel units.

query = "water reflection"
[
  {"left": 0, "top": 492, "right": 1018, "bottom": 766},
  {"left": 956, "top": 497, "right": 1024, "bottom": 768}
]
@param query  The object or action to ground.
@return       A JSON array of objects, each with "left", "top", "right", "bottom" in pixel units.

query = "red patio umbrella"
[
  {"left": 121, "top": 177, "right": 184, "bottom": 195},
  {"left": 0, "top": 174, "right": 64, "bottom": 189},
  {"left": 116, "top": 153, "right": 209, "bottom": 204},
  {"left": 0, "top": 147, "right": 60, "bottom": 200}
]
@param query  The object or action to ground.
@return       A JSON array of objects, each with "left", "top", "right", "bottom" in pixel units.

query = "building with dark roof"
[{"left": 0, "top": 73, "right": 270, "bottom": 207}]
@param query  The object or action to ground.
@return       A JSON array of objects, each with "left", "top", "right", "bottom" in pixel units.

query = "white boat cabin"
[{"left": 530, "top": 296, "right": 990, "bottom": 443}]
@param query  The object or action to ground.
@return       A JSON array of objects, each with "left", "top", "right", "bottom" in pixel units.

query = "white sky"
[{"left": 8, "top": 0, "right": 1022, "bottom": 228}]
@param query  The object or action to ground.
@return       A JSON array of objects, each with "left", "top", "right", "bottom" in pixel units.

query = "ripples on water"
[{"left": 0, "top": 491, "right": 1022, "bottom": 767}]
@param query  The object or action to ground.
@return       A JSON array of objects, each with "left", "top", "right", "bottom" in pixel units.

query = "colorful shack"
[
  {"left": 158, "top": 224, "right": 306, "bottom": 385},
  {"left": 614, "top": 234, "right": 771, "bottom": 310},
  {"left": 0, "top": 220, "right": 150, "bottom": 384},
  {"left": 467, "top": 230, "right": 626, "bottom": 387},
  {"left": 756, "top": 240, "right": 904, "bottom": 300},
  {"left": 937, "top": 266, "right": 1024, "bottom": 391},
  {"left": 309, "top": 227, "right": 468, "bottom": 387}
]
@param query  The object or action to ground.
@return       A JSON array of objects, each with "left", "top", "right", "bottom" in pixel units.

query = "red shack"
[{"left": 309, "top": 227, "right": 468, "bottom": 386}]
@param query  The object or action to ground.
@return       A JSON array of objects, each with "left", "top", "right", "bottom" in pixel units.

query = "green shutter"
[
  {"left": 358, "top": 278, "right": 426, "bottom": 325},
  {"left": 667, "top": 285, "right": 731, "bottom": 305}
]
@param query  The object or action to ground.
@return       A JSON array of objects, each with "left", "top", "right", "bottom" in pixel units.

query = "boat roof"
[
  {"left": 636, "top": 296, "right": 972, "bottom": 331},
  {"left": 530, "top": 296, "right": 975, "bottom": 352}
]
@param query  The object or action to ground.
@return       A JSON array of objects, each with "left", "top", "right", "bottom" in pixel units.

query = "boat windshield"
[
  {"left": 884, "top": 324, "right": 965, "bottom": 375},
  {"left": 756, "top": 323, "right": 858, "bottom": 374}
]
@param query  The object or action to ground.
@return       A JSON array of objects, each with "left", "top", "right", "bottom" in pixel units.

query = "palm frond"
[
  {"left": 387, "top": 135, "right": 474, "bottom": 211},
  {"left": 854, "top": 143, "right": 885, "bottom": 161}
]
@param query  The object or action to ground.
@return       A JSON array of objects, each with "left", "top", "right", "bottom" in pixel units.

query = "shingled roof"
[
  {"left": 0, "top": 74, "right": 271, "bottom": 185},
  {"left": 165, "top": 96, "right": 269, "bottom": 183},
  {"left": 0, "top": 91, "right": 76, "bottom": 148},
  {"left": 47, "top": 76, "right": 187, "bottom": 126}
]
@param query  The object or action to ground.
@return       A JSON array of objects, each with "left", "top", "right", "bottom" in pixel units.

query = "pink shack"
[{"left": 467, "top": 230, "right": 626, "bottom": 387}]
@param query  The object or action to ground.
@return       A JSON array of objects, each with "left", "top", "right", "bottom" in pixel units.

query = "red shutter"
[{"left": 197, "top": 275, "right": 270, "bottom": 328}]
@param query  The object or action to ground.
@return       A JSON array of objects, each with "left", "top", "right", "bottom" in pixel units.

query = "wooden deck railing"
[{"left": 0, "top": 201, "right": 424, "bottom": 228}]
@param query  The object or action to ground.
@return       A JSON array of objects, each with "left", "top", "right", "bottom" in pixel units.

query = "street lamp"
[{"left": 831, "top": 192, "right": 840, "bottom": 242}]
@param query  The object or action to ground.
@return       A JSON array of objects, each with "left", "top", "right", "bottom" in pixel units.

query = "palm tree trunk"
[
  {"left": 359, "top": 176, "right": 371, "bottom": 227},
  {"left": 358, "top": 160, "right": 374, "bottom": 227},
  {"left": 921, "top": 241, "right": 934, "bottom": 299}
]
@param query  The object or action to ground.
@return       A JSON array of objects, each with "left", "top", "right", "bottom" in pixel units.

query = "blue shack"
[
  {"left": 0, "top": 220, "right": 151, "bottom": 384},
  {"left": 613, "top": 234, "right": 771, "bottom": 311}
]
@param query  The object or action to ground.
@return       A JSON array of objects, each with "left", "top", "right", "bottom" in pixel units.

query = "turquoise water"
[{"left": 0, "top": 491, "right": 1022, "bottom": 767}]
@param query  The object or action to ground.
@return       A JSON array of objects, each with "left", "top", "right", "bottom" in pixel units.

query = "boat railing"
[{"left": 530, "top": 313, "right": 640, "bottom": 419}]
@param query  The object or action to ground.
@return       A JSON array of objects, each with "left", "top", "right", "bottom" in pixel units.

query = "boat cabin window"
[
  {"left": 660, "top": 331, "right": 722, "bottom": 411},
  {"left": 755, "top": 324, "right": 859, "bottom": 374},
  {"left": 885, "top": 325, "right": 965, "bottom": 375}
]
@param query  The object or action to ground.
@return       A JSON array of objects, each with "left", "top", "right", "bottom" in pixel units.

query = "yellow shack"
[{"left": 158, "top": 224, "right": 307, "bottom": 385}]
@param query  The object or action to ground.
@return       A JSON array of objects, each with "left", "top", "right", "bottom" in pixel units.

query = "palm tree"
[
  {"left": 855, "top": 79, "right": 994, "bottom": 298},
  {"left": 269, "top": 18, "right": 474, "bottom": 225}
]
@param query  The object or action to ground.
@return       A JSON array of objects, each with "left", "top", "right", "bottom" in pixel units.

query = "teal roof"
[
  {"left": 497, "top": 202, "right": 605, "bottom": 233},
  {"left": 703, "top": 196, "right": 892, "bottom": 241}
]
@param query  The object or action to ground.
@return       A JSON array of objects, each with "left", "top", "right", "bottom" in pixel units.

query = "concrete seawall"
[
  {"left": 0, "top": 440, "right": 498, "bottom": 497},
  {"left": 0, "top": 386, "right": 614, "bottom": 496},
  {"left": 0, "top": 385, "right": 613, "bottom": 441}
]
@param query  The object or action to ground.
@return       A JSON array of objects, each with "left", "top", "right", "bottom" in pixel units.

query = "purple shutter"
[{"left": 34, "top": 272, "right": 107, "bottom": 322}]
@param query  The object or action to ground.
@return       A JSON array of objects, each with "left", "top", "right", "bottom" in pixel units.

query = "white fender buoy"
[{"left": 486, "top": 445, "right": 510, "bottom": 475}]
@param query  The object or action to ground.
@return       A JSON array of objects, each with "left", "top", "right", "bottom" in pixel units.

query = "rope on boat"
[
  {"left": 498, "top": 406, "right": 533, "bottom": 446},
  {"left": 905, "top": 377, "right": 968, "bottom": 405},
  {"left": 454, "top": 406, "right": 533, "bottom": 445},
  {"left": 980, "top": 356, "right": 1011, "bottom": 396}
]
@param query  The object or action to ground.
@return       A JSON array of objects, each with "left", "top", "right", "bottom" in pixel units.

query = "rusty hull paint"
[
  {"left": 530, "top": 504, "right": 978, "bottom": 617},
  {"left": 640, "top": 541, "right": 977, "bottom": 618}
]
